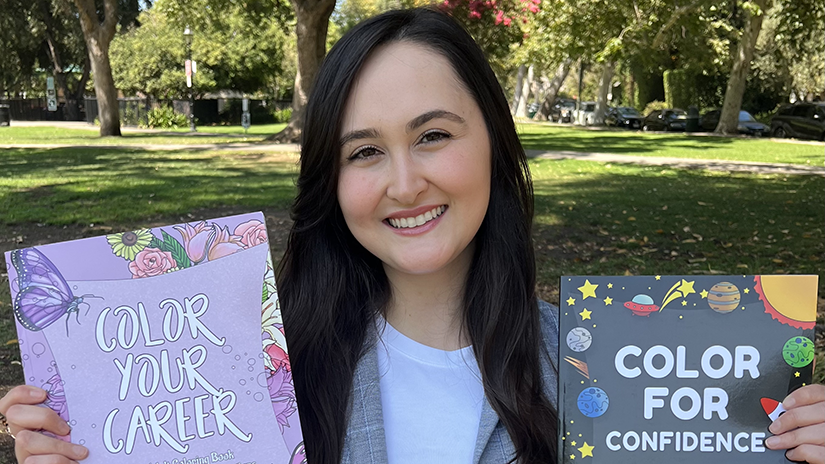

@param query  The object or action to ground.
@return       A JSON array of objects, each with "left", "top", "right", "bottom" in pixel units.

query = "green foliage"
[
  {"left": 272, "top": 108, "right": 292, "bottom": 124},
  {"left": 664, "top": 69, "right": 694, "bottom": 109},
  {"left": 111, "top": 0, "right": 292, "bottom": 98},
  {"left": 145, "top": 106, "right": 189, "bottom": 129},
  {"left": 642, "top": 100, "right": 670, "bottom": 115}
]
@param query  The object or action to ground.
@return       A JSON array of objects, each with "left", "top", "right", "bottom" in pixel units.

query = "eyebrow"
[{"left": 339, "top": 109, "right": 466, "bottom": 147}]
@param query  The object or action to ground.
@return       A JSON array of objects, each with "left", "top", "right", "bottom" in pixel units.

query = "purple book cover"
[{"left": 5, "top": 212, "right": 306, "bottom": 464}]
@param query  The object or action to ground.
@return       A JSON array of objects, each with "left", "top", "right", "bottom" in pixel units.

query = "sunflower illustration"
[{"left": 107, "top": 229, "right": 153, "bottom": 261}]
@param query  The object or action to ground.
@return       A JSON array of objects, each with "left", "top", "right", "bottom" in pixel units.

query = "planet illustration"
[
  {"left": 782, "top": 336, "right": 814, "bottom": 368},
  {"left": 577, "top": 387, "right": 609, "bottom": 418},
  {"left": 624, "top": 294, "right": 659, "bottom": 316},
  {"left": 755, "top": 275, "right": 817, "bottom": 329},
  {"left": 566, "top": 327, "right": 592, "bottom": 352},
  {"left": 708, "top": 282, "right": 740, "bottom": 313}
]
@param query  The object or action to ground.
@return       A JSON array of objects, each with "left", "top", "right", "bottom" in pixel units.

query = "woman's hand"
[
  {"left": 0, "top": 385, "right": 89, "bottom": 463},
  {"left": 765, "top": 384, "right": 825, "bottom": 464}
]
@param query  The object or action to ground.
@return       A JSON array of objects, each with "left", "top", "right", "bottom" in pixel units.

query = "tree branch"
[{"left": 651, "top": 0, "right": 704, "bottom": 49}]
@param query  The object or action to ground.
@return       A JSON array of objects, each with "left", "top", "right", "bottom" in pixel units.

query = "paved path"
[{"left": 525, "top": 149, "right": 825, "bottom": 177}]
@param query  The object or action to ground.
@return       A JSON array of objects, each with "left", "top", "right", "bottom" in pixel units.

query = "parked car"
[
  {"left": 549, "top": 98, "right": 576, "bottom": 123},
  {"left": 576, "top": 101, "right": 597, "bottom": 125},
  {"left": 642, "top": 108, "right": 688, "bottom": 131},
  {"left": 699, "top": 109, "right": 768, "bottom": 136},
  {"left": 605, "top": 107, "right": 643, "bottom": 129},
  {"left": 770, "top": 103, "right": 825, "bottom": 141}
]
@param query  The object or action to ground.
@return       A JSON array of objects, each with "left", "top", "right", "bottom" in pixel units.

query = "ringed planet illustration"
[
  {"left": 624, "top": 294, "right": 659, "bottom": 316},
  {"left": 566, "top": 327, "right": 593, "bottom": 352},
  {"left": 708, "top": 282, "right": 740, "bottom": 313}
]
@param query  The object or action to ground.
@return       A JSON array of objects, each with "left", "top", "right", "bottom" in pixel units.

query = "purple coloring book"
[{"left": 5, "top": 212, "right": 305, "bottom": 464}]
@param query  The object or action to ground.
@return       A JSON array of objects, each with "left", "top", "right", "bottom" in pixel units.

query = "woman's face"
[{"left": 337, "top": 41, "right": 492, "bottom": 278}]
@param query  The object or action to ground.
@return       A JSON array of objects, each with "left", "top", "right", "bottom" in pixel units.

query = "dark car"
[
  {"left": 549, "top": 99, "right": 576, "bottom": 123},
  {"left": 700, "top": 109, "right": 768, "bottom": 136},
  {"left": 770, "top": 103, "right": 825, "bottom": 141},
  {"left": 605, "top": 107, "right": 643, "bottom": 129},
  {"left": 642, "top": 109, "right": 687, "bottom": 131}
]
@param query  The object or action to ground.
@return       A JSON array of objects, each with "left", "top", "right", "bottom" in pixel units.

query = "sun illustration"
[{"left": 753, "top": 275, "right": 816, "bottom": 330}]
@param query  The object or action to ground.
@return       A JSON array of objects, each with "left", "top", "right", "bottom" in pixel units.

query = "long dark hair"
[{"left": 277, "top": 7, "right": 557, "bottom": 464}]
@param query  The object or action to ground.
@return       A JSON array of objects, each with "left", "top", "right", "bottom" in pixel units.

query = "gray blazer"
[{"left": 340, "top": 301, "right": 560, "bottom": 464}]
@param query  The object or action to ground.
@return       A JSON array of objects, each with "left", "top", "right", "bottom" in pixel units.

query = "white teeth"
[{"left": 389, "top": 206, "right": 446, "bottom": 229}]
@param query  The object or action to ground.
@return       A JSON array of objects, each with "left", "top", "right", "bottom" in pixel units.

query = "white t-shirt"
[{"left": 377, "top": 322, "right": 485, "bottom": 464}]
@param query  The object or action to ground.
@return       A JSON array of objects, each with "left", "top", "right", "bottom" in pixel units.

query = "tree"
[
  {"left": 111, "top": 0, "right": 291, "bottom": 99},
  {"left": 715, "top": 0, "right": 771, "bottom": 134},
  {"left": 74, "top": 0, "right": 122, "bottom": 135},
  {"left": 266, "top": 0, "right": 336, "bottom": 142}
]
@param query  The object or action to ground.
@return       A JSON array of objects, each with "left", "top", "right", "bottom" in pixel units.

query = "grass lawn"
[
  {"left": 0, "top": 123, "right": 287, "bottom": 145},
  {"left": 517, "top": 123, "right": 825, "bottom": 166}
]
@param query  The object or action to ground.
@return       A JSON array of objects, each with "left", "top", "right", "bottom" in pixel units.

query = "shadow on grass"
[
  {"left": 0, "top": 147, "right": 298, "bottom": 224},
  {"left": 519, "top": 131, "right": 737, "bottom": 154}
]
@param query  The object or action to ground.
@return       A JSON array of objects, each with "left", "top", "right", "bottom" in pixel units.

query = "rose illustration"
[
  {"left": 234, "top": 219, "right": 268, "bottom": 248},
  {"left": 173, "top": 221, "right": 212, "bottom": 264},
  {"left": 129, "top": 248, "right": 177, "bottom": 278},
  {"left": 265, "top": 337, "right": 291, "bottom": 372}
]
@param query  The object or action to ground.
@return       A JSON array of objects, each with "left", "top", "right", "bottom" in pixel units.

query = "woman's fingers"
[
  {"left": 782, "top": 384, "right": 825, "bottom": 411},
  {"left": 5, "top": 403, "right": 71, "bottom": 437},
  {"left": 769, "top": 401, "right": 825, "bottom": 434},
  {"left": 15, "top": 429, "right": 88, "bottom": 462},
  {"left": 21, "top": 454, "right": 81, "bottom": 464},
  {"left": 0, "top": 386, "right": 46, "bottom": 414},
  {"left": 784, "top": 443, "right": 825, "bottom": 464},
  {"left": 766, "top": 422, "right": 825, "bottom": 450}
]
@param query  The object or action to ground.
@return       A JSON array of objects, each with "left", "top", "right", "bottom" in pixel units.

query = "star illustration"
[
  {"left": 677, "top": 279, "right": 696, "bottom": 297},
  {"left": 603, "top": 296, "right": 613, "bottom": 305},
  {"left": 607, "top": 283, "right": 613, "bottom": 289},
  {"left": 655, "top": 275, "right": 661, "bottom": 280},
  {"left": 795, "top": 371, "right": 800, "bottom": 378},
  {"left": 681, "top": 300, "right": 687, "bottom": 306},
  {"left": 578, "top": 280, "right": 598, "bottom": 300},
  {"left": 570, "top": 454, "right": 576, "bottom": 460},
  {"left": 743, "top": 288, "right": 750, "bottom": 294},
  {"left": 700, "top": 289, "right": 708, "bottom": 298},
  {"left": 578, "top": 442, "right": 594, "bottom": 458},
  {"left": 579, "top": 308, "right": 592, "bottom": 320},
  {"left": 571, "top": 441, "right": 577, "bottom": 446},
  {"left": 567, "top": 297, "right": 576, "bottom": 306}
]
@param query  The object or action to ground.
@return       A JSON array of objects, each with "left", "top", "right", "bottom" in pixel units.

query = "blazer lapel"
[
  {"left": 472, "top": 397, "right": 501, "bottom": 464},
  {"left": 342, "top": 338, "right": 389, "bottom": 464}
]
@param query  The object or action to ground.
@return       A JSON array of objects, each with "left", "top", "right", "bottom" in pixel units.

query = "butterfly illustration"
[{"left": 11, "top": 247, "right": 102, "bottom": 335}]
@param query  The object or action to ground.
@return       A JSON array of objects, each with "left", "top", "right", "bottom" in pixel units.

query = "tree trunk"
[
  {"left": 511, "top": 64, "right": 526, "bottom": 114},
  {"left": 594, "top": 61, "right": 616, "bottom": 125},
  {"left": 715, "top": 0, "right": 770, "bottom": 135},
  {"left": 266, "top": 0, "right": 335, "bottom": 143},
  {"left": 538, "top": 58, "right": 572, "bottom": 120},
  {"left": 74, "top": 0, "right": 121, "bottom": 136},
  {"left": 515, "top": 65, "right": 534, "bottom": 118}
]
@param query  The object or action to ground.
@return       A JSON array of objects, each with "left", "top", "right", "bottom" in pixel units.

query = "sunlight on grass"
[{"left": 0, "top": 124, "right": 288, "bottom": 145}]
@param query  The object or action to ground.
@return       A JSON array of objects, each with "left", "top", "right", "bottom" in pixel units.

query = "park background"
[{"left": 0, "top": 0, "right": 823, "bottom": 460}]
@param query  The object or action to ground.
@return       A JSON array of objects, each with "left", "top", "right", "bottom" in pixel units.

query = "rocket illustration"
[{"left": 760, "top": 398, "right": 786, "bottom": 421}]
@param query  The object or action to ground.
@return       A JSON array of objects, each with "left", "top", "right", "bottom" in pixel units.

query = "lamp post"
[{"left": 184, "top": 26, "right": 196, "bottom": 132}]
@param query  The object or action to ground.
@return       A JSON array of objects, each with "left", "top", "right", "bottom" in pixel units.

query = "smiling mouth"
[{"left": 387, "top": 206, "right": 446, "bottom": 229}]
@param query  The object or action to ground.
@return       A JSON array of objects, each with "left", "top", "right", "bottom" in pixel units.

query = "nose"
[{"left": 385, "top": 151, "right": 427, "bottom": 205}]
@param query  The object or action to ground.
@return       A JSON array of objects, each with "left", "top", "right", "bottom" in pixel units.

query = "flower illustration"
[
  {"left": 129, "top": 248, "right": 177, "bottom": 278},
  {"left": 106, "top": 229, "right": 153, "bottom": 261},
  {"left": 173, "top": 221, "right": 212, "bottom": 264},
  {"left": 234, "top": 219, "right": 268, "bottom": 248},
  {"left": 267, "top": 367, "right": 297, "bottom": 432},
  {"left": 42, "top": 374, "right": 68, "bottom": 423},
  {"left": 206, "top": 224, "right": 244, "bottom": 261}
]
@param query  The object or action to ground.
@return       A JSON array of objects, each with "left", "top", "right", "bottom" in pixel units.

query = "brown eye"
[
  {"left": 349, "top": 145, "right": 381, "bottom": 160},
  {"left": 419, "top": 130, "right": 450, "bottom": 144}
]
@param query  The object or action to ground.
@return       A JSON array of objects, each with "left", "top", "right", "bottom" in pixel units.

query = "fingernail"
[
  {"left": 62, "top": 422, "right": 72, "bottom": 435},
  {"left": 29, "top": 389, "right": 43, "bottom": 399},
  {"left": 768, "top": 420, "right": 780, "bottom": 433},
  {"left": 782, "top": 396, "right": 795, "bottom": 409},
  {"left": 72, "top": 445, "right": 87, "bottom": 457},
  {"left": 765, "top": 436, "right": 779, "bottom": 448}
]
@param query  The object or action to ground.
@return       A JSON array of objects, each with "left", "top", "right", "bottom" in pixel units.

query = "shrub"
[
  {"left": 642, "top": 100, "right": 669, "bottom": 117},
  {"left": 272, "top": 107, "right": 292, "bottom": 123},
  {"left": 144, "top": 106, "right": 189, "bottom": 129}
]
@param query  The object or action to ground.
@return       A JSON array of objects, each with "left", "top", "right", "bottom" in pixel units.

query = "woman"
[{"left": 1, "top": 7, "right": 824, "bottom": 464}]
